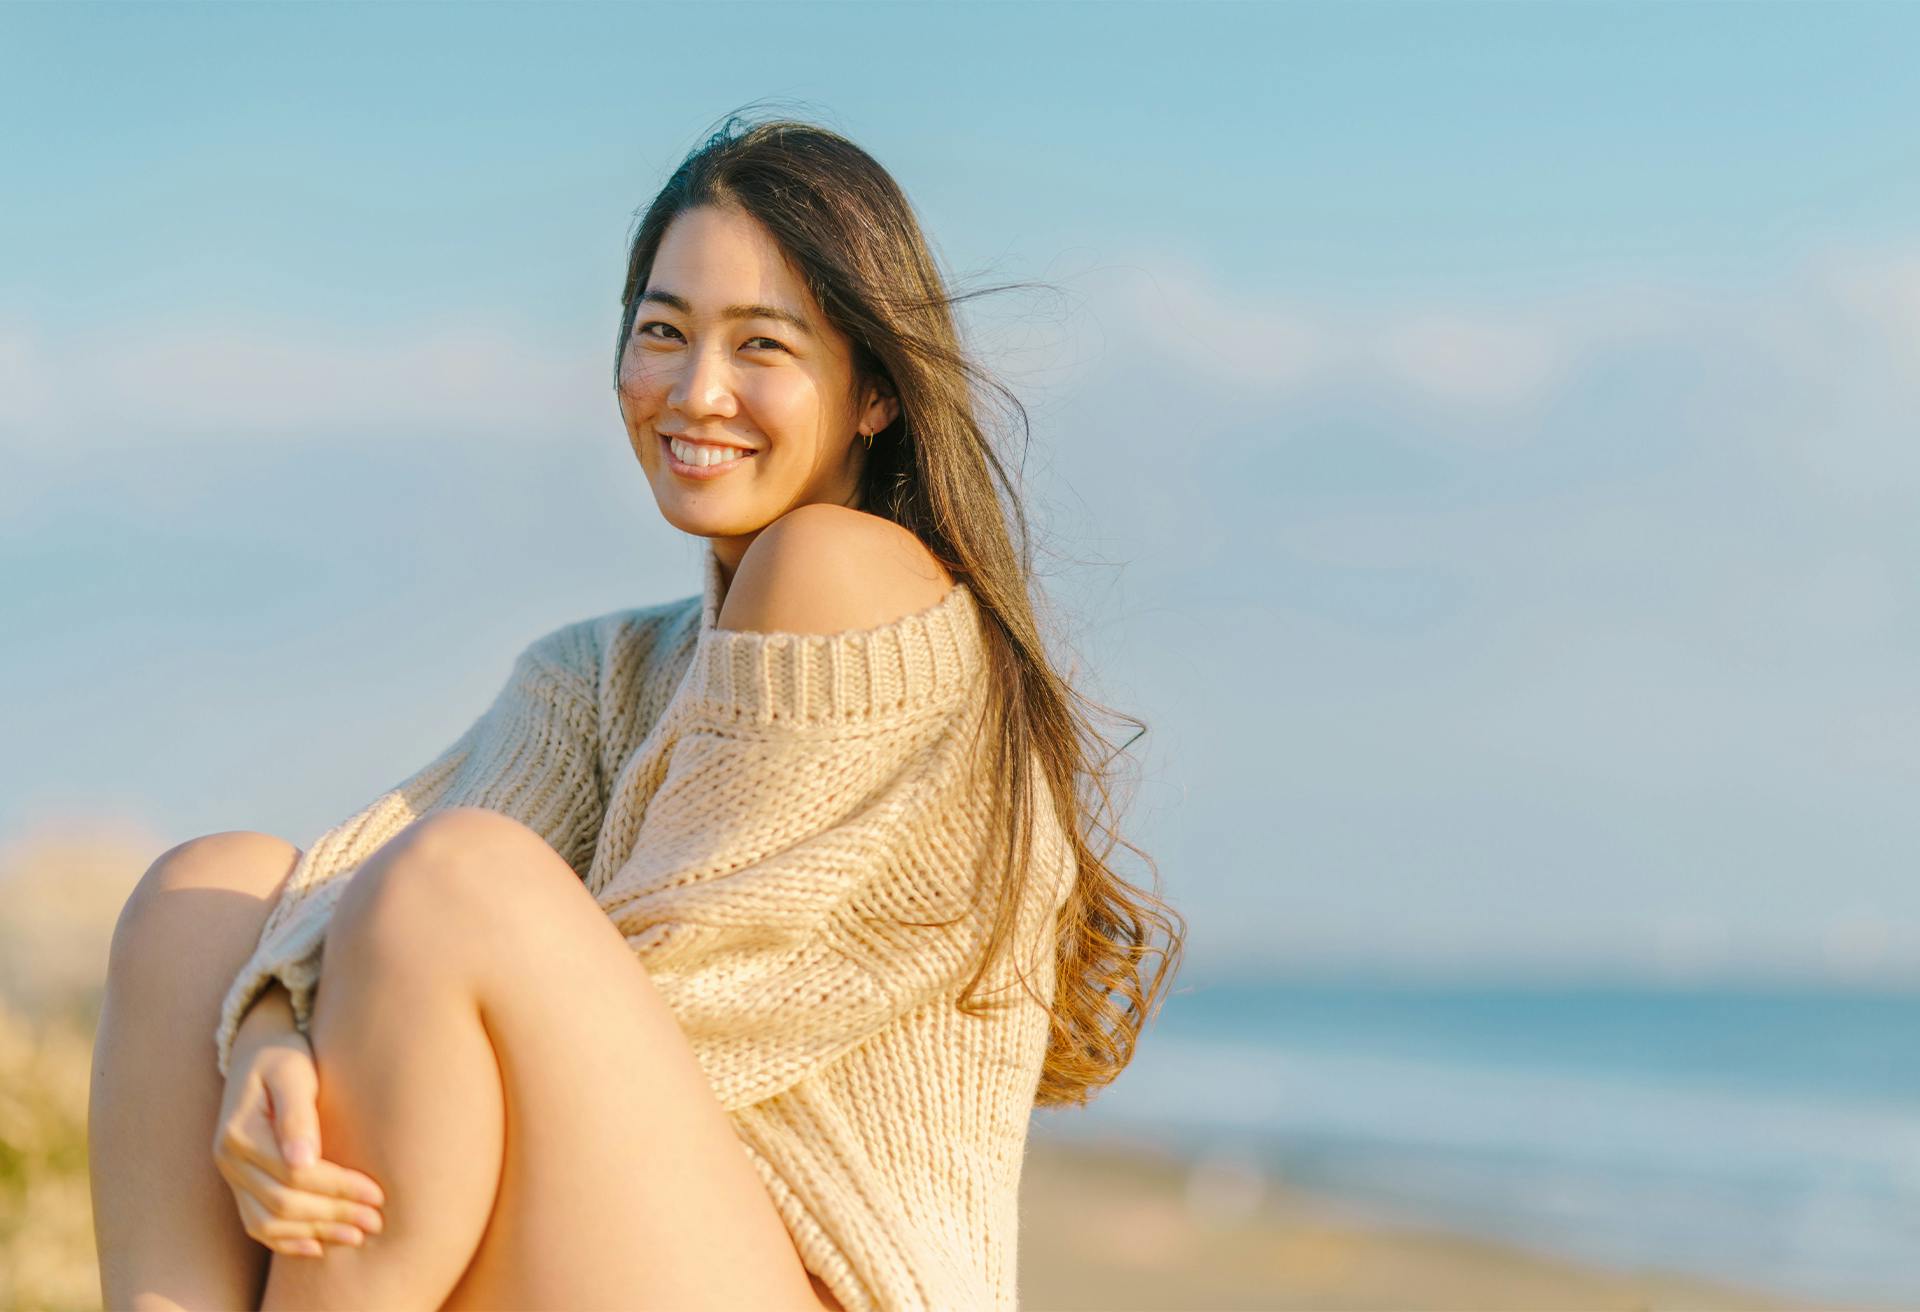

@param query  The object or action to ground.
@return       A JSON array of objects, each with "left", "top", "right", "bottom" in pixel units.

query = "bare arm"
[{"left": 229, "top": 979, "right": 299, "bottom": 1060}]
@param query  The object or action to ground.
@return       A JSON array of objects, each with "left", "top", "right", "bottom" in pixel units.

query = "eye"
[{"left": 632, "top": 322, "right": 787, "bottom": 354}]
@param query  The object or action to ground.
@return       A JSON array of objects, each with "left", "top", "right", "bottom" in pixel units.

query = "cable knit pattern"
[{"left": 212, "top": 542, "right": 1076, "bottom": 1312}]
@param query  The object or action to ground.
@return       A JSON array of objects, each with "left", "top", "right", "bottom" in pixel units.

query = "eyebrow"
[{"left": 637, "top": 289, "right": 815, "bottom": 338}]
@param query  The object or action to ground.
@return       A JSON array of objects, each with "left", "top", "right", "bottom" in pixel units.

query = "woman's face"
[{"left": 616, "top": 203, "right": 898, "bottom": 567}]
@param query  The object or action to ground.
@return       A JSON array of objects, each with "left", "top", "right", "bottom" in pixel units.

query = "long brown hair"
[{"left": 613, "top": 107, "right": 1185, "bottom": 1107}]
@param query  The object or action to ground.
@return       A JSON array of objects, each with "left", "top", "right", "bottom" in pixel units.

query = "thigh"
[
  {"left": 358, "top": 809, "right": 830, "bottom": 1311},
  {"left": 93, "top": 832, "right": 303, "bottom": 1310}
]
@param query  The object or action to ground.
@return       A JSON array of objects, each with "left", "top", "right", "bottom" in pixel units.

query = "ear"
[{"left": 863, "top": 383, "right": 901, "bottom": 437}]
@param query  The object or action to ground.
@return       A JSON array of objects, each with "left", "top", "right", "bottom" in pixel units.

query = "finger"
[
  {"left": 240, "top": 1196, "right": 371, "bottom": 1255},
  {"left": 256, "top": 1222, "right": 352, "bottom": 1259},
  {"left": 261, "top": 1057, "right": 324, "bottom": 1170},
  {"left": 230, "top": 1156, "right": 387, "bottom": 1237},
  {"left": 249, "top": 1210, "right": 360, "bottom": 1254},
  {"left": 235, "top": 1188, "right": 357, "bottom": 1255},
  {"left": 219, "top": 1117, "right": 388, "bottom": 1208},
  {"left": 288, "top": 1155, "right": 388, "bottom": 1210},
  {"left": 258, "top": 1062, "right": 389, "bottom": 1209},
  {"left": 270, "top": 1220, "right": 368, "bottom": 1250}
]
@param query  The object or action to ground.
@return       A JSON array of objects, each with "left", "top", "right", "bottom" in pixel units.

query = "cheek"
[
  {"left": 617, "top": 354, "right": 669, "bottom": 410},
  {"left": 743, "top": 372, "right": 825, "bottom": 441}
]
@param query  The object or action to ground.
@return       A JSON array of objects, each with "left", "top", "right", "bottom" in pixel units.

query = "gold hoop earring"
[{"left": 860, "top": 429, "right": 874, "bottom": 449}]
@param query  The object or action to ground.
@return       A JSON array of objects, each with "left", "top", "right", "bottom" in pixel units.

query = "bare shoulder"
[{"left": 719, "top": 504, "right": 959, "bottom": 637}]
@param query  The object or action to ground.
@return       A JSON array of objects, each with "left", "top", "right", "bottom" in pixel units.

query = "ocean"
[{"left": 1030, "top": 974, "right": 1920, "bottom": 1308}]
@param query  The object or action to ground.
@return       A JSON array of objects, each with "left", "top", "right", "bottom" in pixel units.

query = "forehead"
[{"left": 647, "top": 205, "right": 809, "bottom": 306}]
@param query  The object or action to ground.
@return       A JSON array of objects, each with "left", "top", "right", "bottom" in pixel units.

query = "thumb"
[{"left": 263, "top": 1058, "right": 321, "bottom": 1169}]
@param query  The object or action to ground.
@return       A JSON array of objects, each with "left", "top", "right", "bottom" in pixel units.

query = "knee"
[
  {"left": 115, "top": 831, "right": 299, "bottom": 936},
  {"left": 329, "top": 808, "right": 567, "bottom": 960},
  {"left": 109, "top": 831, "right": 300, "bottom": 980}
]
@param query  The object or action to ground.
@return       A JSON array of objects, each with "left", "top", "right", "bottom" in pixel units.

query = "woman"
[{"left": 90, "top": 113, "right": 1184, "bottom": 1311}]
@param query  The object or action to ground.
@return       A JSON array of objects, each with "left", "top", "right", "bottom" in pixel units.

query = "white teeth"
[{"left": 668, "top": 437, "right": 751, "bottom": 467}]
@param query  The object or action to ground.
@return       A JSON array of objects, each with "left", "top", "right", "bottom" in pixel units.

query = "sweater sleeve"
[
  {"left": 212, "top": 624, "right": 604, "bottom": 1080},
  {"left": 598, "top": 583, "right": 995, "bottom": 1113}
]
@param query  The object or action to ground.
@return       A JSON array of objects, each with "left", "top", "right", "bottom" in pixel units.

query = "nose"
[{"left": 665, "top": 341, "right": 739, "bottom": 422}]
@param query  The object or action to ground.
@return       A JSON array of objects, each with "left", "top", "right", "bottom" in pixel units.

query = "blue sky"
[{"left": 4, "top": 2, "right": 1918, "bottom": 983}]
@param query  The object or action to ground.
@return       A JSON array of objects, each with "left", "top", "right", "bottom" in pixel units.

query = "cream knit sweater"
[{"left": 212, "top": 542, "right": 1077, "bottom": 1311}]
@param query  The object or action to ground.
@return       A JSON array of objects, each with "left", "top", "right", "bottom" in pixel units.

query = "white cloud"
[
  {"left": 1102, "top": 254, "right": 1337, "bottom": 392},
  {"left": 1040, "top": 250, "right": 1576, "bottom": 421},
  {"left": 2, "top": 313, "right": 615, "bottom": 452},
  {"left": 1371, "top": 311, "right": 1569, "bottom": 414},
  {"left": 0, "top": 322, "right": 54, "bottom": 434},
  {"left": 1820, "top": 245, "right": 1920, "bottom": 362},
  {"left": 1036, "top": 241, "right": 1920, "bottom": 483}
]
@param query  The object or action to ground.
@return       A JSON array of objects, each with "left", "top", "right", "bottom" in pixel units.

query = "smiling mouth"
[{"left": 661, "top": 433, "right": 758, "bottom": 474}]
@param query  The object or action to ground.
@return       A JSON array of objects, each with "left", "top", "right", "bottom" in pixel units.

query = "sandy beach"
[{"left": 1017, "top": 1133, "right": 1823, "bottom": 1311}]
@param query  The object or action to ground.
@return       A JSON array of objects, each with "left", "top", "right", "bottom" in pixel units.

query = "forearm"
[{"left": 230, "top": 978, "right": 300, "bottom": 1059}]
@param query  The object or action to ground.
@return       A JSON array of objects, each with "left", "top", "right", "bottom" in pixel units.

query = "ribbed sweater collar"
[{"left": 681, "top": 540, "right": 986, "bottom": 728}]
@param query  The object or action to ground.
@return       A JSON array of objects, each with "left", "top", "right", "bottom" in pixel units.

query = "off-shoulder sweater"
[{"left": 211, "top": 542, "right": 1077, "bottom": 1312}]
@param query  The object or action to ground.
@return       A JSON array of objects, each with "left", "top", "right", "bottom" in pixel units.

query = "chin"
[{"left": 652, "top": 496, "right": 770, "bottom": 541}]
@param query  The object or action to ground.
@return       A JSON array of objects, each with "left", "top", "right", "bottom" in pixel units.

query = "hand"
[{"left": 212, "top": 1025, "right": 387, "bottom": 1259}]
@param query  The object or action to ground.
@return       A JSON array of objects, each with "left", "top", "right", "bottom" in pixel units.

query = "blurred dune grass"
[
  {"left": 0, "top": 821, "right": 152, "bottom": 1311},
  {"left": 0, "top": 995, "right": 99, "bottom": 1311}
]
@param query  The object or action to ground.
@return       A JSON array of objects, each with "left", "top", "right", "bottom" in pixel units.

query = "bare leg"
[
  {"left": 258, "top": 807, "right": 837, "bottom": 1311},
  {"left": 89, "top": 832, "right": 303, "bottom": 1312}
]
